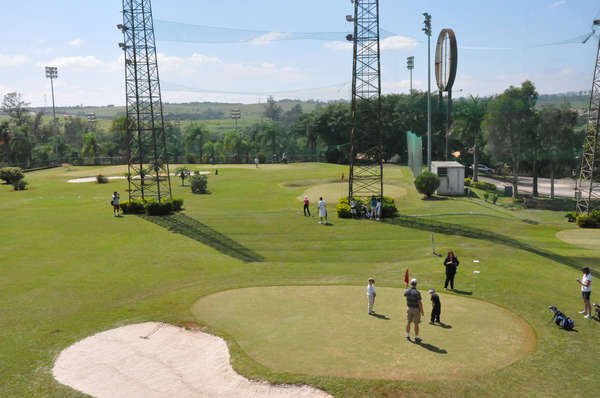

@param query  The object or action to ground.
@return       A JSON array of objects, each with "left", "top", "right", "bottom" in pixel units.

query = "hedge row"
[
  {"left": 120, "top": 198, "right": 184, "bottom": 216},
  {"left": 336, "top": 196, "right": 397, "bottom": 219},
  {"left": 464, "top": 178, "right": 497, "bottom": 191},
  {"left": 575, "top": 210, "right": 600, "bottom": 228}
]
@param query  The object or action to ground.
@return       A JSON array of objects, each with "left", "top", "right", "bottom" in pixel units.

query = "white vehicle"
[{"left": 469, "top": 164, "right": 495, "bottom": 173}]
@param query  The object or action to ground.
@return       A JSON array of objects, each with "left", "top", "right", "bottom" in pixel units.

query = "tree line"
[{"left": 0, "top": 81, "right": 584, "bottom": 199}]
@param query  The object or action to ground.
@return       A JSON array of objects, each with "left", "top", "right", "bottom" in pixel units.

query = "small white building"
[{"left": 431, "top": 161, "right": 465, "bottom": 196}]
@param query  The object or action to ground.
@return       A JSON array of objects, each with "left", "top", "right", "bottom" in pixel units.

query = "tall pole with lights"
[
  {"left": 422, "top": 13, "right": 432, "bottom": 171},
  {"left": 45, "top": 66, "right": 58, "bottom": 162},
  {"left": 406, "top": 56, "right": 414, "bottom": 93}
]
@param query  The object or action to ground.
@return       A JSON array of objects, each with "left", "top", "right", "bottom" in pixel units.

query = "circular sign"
[{"left": 435, "top": 28, "right": 457, "bottom": 92}]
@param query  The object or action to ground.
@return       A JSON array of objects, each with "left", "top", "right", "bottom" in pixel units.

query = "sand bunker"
[
  {"left": 556, "top": 228, "right": 600, "bottom": 250},
  {"left": 296, "top": 182, "right": 407, "bottom": 202},
  {"left": 53, "top": 322, "right": 330, "bottom": 398}
]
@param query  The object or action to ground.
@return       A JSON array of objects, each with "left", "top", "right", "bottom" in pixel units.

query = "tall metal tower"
[
  {"left": 347, "top": 0, "right": 383, "bottom": 200},
  {"left": 576, "top": 19, "right": 600, "bottom": 215},
  {"left": 118, "top": 0, "right": 172, "bottom": 201}
]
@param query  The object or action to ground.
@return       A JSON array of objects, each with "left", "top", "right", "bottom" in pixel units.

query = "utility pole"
[
  {"left": 407, "top": 56, "right": 414, "bottom": 93},
  {"left": 45, "top": 66, "right": 58, "bottom": 163},
  {"left": 423, "top": 13, "right": 432, "bottom": 171}
]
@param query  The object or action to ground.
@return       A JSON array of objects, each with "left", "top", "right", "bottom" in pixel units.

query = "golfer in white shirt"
[
  {"left": 367, "top": 277, "right": 376, "bottom": 314},
  {"left": 318, "top": 197, "right": 327, "bottom": 224}
]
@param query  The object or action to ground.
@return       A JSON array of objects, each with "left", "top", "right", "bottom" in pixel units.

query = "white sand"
[
  {"left": 53, "top": 322, "right": 331, "bottom": 398},
  {"left": 67, "top": 171, "right": 210, "bottom": 183}
]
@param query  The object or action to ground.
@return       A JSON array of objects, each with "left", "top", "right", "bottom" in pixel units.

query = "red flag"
[{"left": 404, "top": 268, "right": 409, "bottom": 284}]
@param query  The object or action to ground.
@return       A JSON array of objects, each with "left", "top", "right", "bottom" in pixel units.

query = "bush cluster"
[
  {"left": 258, "top": 153, "right": 266, "bottom": 164},
  {"left": 190, "top": 174, "right": 208, "bottom": 194},
  {"left": 565, "top": 211, "right": 577, "bottom": 223},
  {"left": 464, "top": 177, "right": 472, "bottom": 187},
  {"left": 336, "top": 196, "right": 397, "bottom": 218},
  {"left": 576, "top": 210, "right": 600, "bottom": 228},
  {"left": 0, "top": 167, "right": 25, "bottom": 184},
  {"left": 414, "top": 172, "right": 440, "bottom": 197},
  {"left": 473, "top": 180, "right": 497, "bottom": 191},
  {"left": 120, "top": 198, "right": 184, "bottom": 216},
  {"left": 96, "top": 174, "right": 109, "bottom": 184},
  {"left": 13, "top": 179, "right": 28, "bottom": 191},
  {"left": 185, "top": 153, "right": 197, "bottom": 164}
]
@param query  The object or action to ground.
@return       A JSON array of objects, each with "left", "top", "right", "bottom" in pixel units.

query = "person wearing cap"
[
  {"left": 366, "top": 277, "right": 376, "bottom": 315},
  {"left": 404, "top": 278, "right": 424, "bottom": 342},
  {"left": 429, "top": 289, "right": 441, "bottom": 324}
]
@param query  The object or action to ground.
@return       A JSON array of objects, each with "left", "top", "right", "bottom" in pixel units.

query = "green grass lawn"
[{"left": 1, "top": 163, "right": 599, "bottom": 397}]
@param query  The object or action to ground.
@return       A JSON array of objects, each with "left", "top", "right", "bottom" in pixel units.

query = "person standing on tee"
[
  {"left": 375, "top": 198, "right": 382, "bottom": 221},
  {"left": 111, "top": 191, "right": 120, "bottom": 217},
  {"left": 318, "top": 197, "right": 327, "bottom": 224},
  {"left": 303, "top": 196, "right": 311, "bottom": 217},
  {"left": 443, "top": 251, "right": 459, "bottom": 290},
  {"left": 367, "top": 277, "right": 376, "bottom": 315},
  {"left": 429, "top": 289, "right": 441, "bottom": 324},
  {"left": 254, "top": 156, "right": 259, "bottom": 168},
  {"left": 577, "top": 267, "right": 593, "bottom": 319},
  {"left": 350, "top": 198, "right": 357, "bottom": 218},
  {"left": 404, "top": 278, "right": 424, "bottom": 342}
]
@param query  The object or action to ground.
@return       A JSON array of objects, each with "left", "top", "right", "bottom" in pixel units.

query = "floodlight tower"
[
  {"left": 45, "top": 66, "right": 59, "bottom": 162},
  {"left": 407, "top": 56, "right": 414, "bottom": 93},
  {"left": 576, "top": 19, "right": 600, "bottom": 215},
  {"left": 423, "top": 13, "right": 432, "bottom": 171},
  {"left": 118, "top": 0, "right": 172, "bottom": 201},
  {"left": 346, "top": 0, "right": 384, "bottom": 201}
]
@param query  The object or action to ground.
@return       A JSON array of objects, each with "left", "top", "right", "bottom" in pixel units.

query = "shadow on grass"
[
  {"left": 386, "top": 215, "right": 581, "bottom": 271},
  {"left": 433, "top": 322, "right": 452, "bottom": 329},
  {"left": 370, "top": 313, "right": 390, "bottom": 320},
  {"left": 451, "top": 289, "right": 473, "bottom": 296},
  {"left": 139, "top": 213, "right": 264, "bottom": 263},
  {"left": 414, "top": 341, "right": 447, "bottom": 354}
]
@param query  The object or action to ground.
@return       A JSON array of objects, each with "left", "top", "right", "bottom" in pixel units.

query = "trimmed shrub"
[
  {"left": 120, "top": 199, "right": 145, "bottom": 214},
  {"left": 258, "top": 152, "right": 266, "bottom": 164},
  {"left": 464, "top": 177, "right": 472, "bottom": 187},
  {"left": 12, "top": 179, "right": 28, "bottom": 191},
  {"left": 576, "top": 210, "right": 600, "bottom": 228},
  {"left": 0, "top": 167, "right": 24, "bottom": 184},
  {"left": 336, "top": 202, "right": 352, "bottom": 218},
  {"left": 491, "top": 193, "right": 499, "bottom": 204},
  {"left": 473, "top": 180, "right": 496, "bottom": 191},
  {"left": 381, "top": 196, "right": 397, "bottom": 218},
  {"left": 190, "top": 174, "right": 208, "bottom": 194},
  {"left": 336, "top": 196, "right": 396, "bottom": 218},
  {"left": 414, "top": 172, "right": 440, "bottom": 197},
  {"left": 96, "top": 174, "right": 109, "bottom": 184},
  {"left": 144, "top": 199, "right": 172, "bottom": 216},
  {"left": 483, "top": 192, "right": 490, "bottom": 202},
  {"left": 171, "top": 198, "right": 184, "bottom": 211},
  {"left": 565, "top": 211, "right": 577, "bottom": 223}
]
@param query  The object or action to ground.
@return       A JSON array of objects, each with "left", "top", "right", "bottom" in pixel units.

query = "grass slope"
[{"left": 0, "top": 163, "right": 598, "bottom": 397}]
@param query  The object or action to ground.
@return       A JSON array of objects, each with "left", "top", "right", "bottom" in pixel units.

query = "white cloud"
[
  {"left": 249, "top": 32, "right": 291, "bottom": 45},
  {"left": 68, "top": 39, "right": 84, "bottom": 47},
  {"left": 549, "top": 0, "right": 566, "bottom": 8},
  {"left": 380, "top": 35, "right": 417, "bottom": 50},
  {"left": 37, "top": 56, "right": 103, "bottom": 71},
  {"left": 324, "top": 41, "right": 353, "bottom": 51},
  {"left": 0, "top": 54, "right": 31, "bottom": 67}
]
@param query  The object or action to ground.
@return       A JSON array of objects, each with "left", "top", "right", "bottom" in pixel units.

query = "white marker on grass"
[{"left": 473, "top": 270, "right": 480, "bottom": 274}]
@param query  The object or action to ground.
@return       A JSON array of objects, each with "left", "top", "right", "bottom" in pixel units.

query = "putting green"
[
  {"left": 192, "top": 286, "right": 535, "bottom": 381},
  {"left": 556, "top": 228, "right": 600, "bottom": 250},
  {"left": 296, "top": 182, "right": 407, "bottom": 202}
]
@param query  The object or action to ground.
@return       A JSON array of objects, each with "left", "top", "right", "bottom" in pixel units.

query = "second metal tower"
[
  {"left": 576, "top": 19, "right": 600, "bottom": 215},
  {"left": 119, "top": 0, "right": 172, "bottom": 201},
  {"left": 347, "top": 0, "right": 383, "bottom": 200}
]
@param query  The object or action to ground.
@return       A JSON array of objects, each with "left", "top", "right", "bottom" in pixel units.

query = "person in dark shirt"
[
  {"left": 429, "top": 289, "right": 441, "bottom": 324},
  {"left": 443, "top": 250, "right": 460, "bottom": 290}
]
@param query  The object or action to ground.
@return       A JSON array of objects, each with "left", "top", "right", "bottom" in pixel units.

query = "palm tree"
[{"left": 451, "top": 96, "right": 487, "bottom": 182}]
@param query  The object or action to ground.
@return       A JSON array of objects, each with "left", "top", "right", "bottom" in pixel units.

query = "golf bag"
[{"left": 548, "top": 305, "right": 574, "bottom": 331}]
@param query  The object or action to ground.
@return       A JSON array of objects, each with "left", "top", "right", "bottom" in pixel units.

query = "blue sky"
[{"left": 0, "top": 0, "right": 599, "bottom": 106}]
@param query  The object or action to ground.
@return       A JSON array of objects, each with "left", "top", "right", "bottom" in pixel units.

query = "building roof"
[{"left": 431, "top": 161, "right": 464, "bottom": 168}]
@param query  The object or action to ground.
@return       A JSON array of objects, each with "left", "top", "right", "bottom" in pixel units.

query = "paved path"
[{"left": 479, "top": 175, "right": 600, "bottom": 199}]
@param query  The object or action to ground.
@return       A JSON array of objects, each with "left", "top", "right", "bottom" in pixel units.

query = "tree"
[
  {"left": 224, "top": 130, "right": 249, "bottom": 162},
  {"left": 165, "top": 122, "right": 184, "bottom": 163},
  {"left": 539, "top": 104, "right": 579, "bottom": 198},
  {"left": 483, "top": 81, "right": 538, "bottom": 198},
  {"left": 9, "top": 126, "right": 31, "bottom": 166},
  {"left": 281, "top": 103, "right": 303, "bottom": 126},
  {"left": 81, "top": 132, "right": 99, "bottom": 164},
  {"left": 263, "top": 96, "right": 282, "bottom": 121},
  {"left": 414, "top": 171, "right": 440, "bottom": 198},
  {"left": 184, "top": 123, "right": 208, "bottom": 160},
  {"left": 175, "top": 166, "right": 191, "bottom": 186},
  {"left": 64, "top": 117, "right": 88, "bottom": 150},
  {"left": 1, "top": 92, "right": 30, "bottom": 127},
  {"left": 257, "top": 121, "right": 285, "bottom": 155},
  {"left": 451, "top": 96, "right": 487, "bottom": 182},
  {"left": 0, "top": 121, "right": 11, "bottom": 163}
]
